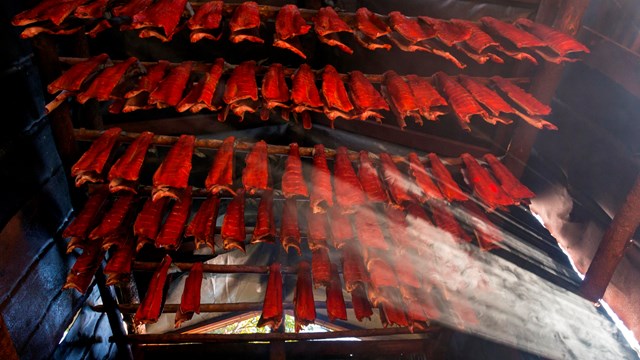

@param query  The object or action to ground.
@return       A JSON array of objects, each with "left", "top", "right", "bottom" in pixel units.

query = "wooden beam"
[
  {"left": 504, "top": 0, "right": 590, "bottom": 178},
  {"left": 94, "top": 301, "right": 354, "bottom": 313},
  {"left": 123, "top": 327, "right": 438, "bottom": 343},
  {"left": 580, "top": 175, "right": 640, "bottom": 301},
  {"left": 0, "top": 314, "right": 19, "bottom": 360}
]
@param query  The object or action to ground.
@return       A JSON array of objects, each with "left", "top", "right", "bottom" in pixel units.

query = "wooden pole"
[
  {"left": 94, "top": 300, "right": 354, "bottom": 313},
  {"left": 123, "top": 327, "right": 438, "bottom": 343},
  {"left": 580, "top": 175, "right": 640, "bottom": 301}
]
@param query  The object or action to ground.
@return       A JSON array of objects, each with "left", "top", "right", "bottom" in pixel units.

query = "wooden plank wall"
[{"left": 0, "top": 1, "right": 117, "bottom": 359}]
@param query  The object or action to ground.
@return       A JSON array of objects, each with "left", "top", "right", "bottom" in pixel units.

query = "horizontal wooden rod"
[
  {"left": 135, "top": 338, "right": 436, "bottom": 356},
  {"left": 133, "top": 262, "right": 295, "bottom": 274},
  {"left": 72, "top": 128, "right": 465, "bottom": 165},
  {"left": 122, "top": 326, "right": 438, "bottom": 343},
  {"left": 94, "top": 300, "right": 355, "bottom": 313},
  {"left": 57, "top": 57, "right": 530, "bottom": 86}
]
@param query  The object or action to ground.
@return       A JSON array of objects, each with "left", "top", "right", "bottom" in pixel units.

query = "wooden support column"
[
  {"left": 580, "top": 175, "right": 640, "bottom": 301},
  {"left": 0, "top": 314, "right": 19, "bottom": 360},
  {"left": 503, "top": 0, "right": 589, "bottom": 177}
]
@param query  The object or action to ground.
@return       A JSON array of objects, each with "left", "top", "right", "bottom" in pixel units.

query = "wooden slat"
[
  {"left": 93, "top": 301, "right": 354, "bottom": 313},
  {"left": 580, "top": 26, "right": 640, "bottom": 100}
]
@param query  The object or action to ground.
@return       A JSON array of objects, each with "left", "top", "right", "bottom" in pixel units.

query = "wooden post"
[
  {"left": 580, "top": 175, "right": 640, "bottom": 301},
  {"left": 0, "top": 314, "right": 19, "bottom": 360}
]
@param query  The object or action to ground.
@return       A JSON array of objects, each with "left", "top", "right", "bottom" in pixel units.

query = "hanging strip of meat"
[
  {"left": 379, "top": 152, "right": 412, "bottom": 207},
  {"left": 367, "top": 256, "right": 399, "bottom": 291},
  {"left": 152, "top": 134, "right": 195, "bottom": 201},
  {"left": 12, "top": 0, "right": 88, "bottom": 26},
  {"left": 405, "top": 202, "right": 433, "bottom": 253},
  {"left": 483, "top": 153, "right": 535, "bottom": 202},
  {"left": 490, "top": 76, "right": 557, "bottom": 130},
  {"left": 228, "top": 1, "right": 263, "bottom": 43},
  {"left": 76, "top": 57, "right": 141, "bottom": 103},
  {"left": 252, "top": 190, "right": 276, "bottom": 244},
  {"left": 177, "top": 58, "right": 225, "bottom": 113},
  {"left": 281, "top": 198, "right": 302, "bottom": 255},
  {"left": 435, "top": 72, "right": 488, "bottom": 131},
  {"left": 480, "top": 16, "right": 546, "bottom": 49},
  {"left": 326, "top": 263, "right": 348, "bottom": 322},
  {"left": 89, "top": 193, "right": 135, "bottom": 241},
  {"left": 155, "top": 187, "right": 192, "bottom": 250},
  {"left": 291, "top": 64, "right": 323, "bottom": 129},
  {"left": 63, "top": 240, "right": 105, "bottom": 294},
  {"left": 388, "top": 11, "right": 435, "bottom": 43},
  {"left": 221, "top": 189, "right": 246, "bottom": 252},
  {"left": 427, "top": 153, "right": 467, "bottom": 202},
  {"left": 149, "top": 61, "right": 193, "bottom": 108},
  {"left": 357, "top": 151, "right": 389, "bottom": 203},
  {"left": 311, "top": 247, "right": 331, "bottom": 288},
  {"left": 134, "top": 255, "right": 172, "bottom": 325},
  {"left": 205, "top": 136, "right": 235, "bottom": 195},
  {"left": 257, "top": 263, "right": 283, "bottom": 329},
  {"left": 187, "top": 1, "right": 223, "bottom": 42},
  {"left": 260, "top": 63, "right": 290, "bottom": 120},
  {"left": 242, "top": 140, "right": 270, "bottom": 195},
  {"left": 461, "top": 201, "right": 502, "bottom": 251},
  {"left": 309, "top": 144, "right": 333, "bottom": 213},
  {"left": 514, "top": 18, "right": 589, "bottom": 57},
  {"left": 354, "top": 7, "right": 391, "bottom": 50},
  {"left": 383, "top": 205, "right": 417, "bottom": 255},
  {"left": 185, "top": 195, "right": 220, "bottom": 251},
  {"left": 108, "top": 131, "right": 154, "bottom": 193},
  {"left": 429, "top": 201, "right": 472, "bottom": 243},
  {"left": 71, "top": 127, "right": 121, "bottom": 187},
  {"left": 222, "top": 61, "right": 259, "bottom": 120},
  {"left": 333, "top": 147, "right": 366, "bottom": 212},
  {"left": 408, "top": 152, "right": 444, "bottom": 203},
  {"left": 131, "top": 0, "right": 189, "bottom": 40},
  {"left": 294, "top": 261, "right": 316, "bottom": 332},
  {"left": 418, "top": 16, "right": 471, "bottom": 46},
  {"left": 348, "top": 71, "right": 389, "bottom": 121},
  {"left": 274, "top": 4, "right": 312, "bottom": 58},
  {"left": 312, "top": 7, "right": 354, "bottom": 54},
  {"left": 401, "top": 286, "right": 429, "bottom": 331},
  {"left": 321, "top": 65, "right": 354, "bottom": 122},
  {"left": 382, "top": 70, "right": 421, "bottom": 128},
  {"left": 394, "top": 253, "right": 421, "bottom": 288},
  {"left": 460, "top": 153, "right": 514, "bottom": 210},
  {"left": 406, "top": 75, "right": 448, "bottom": 121},
  {"left": 134, "top": 197, "right": 169, "bottom": 251},
  {"left": 306, "top": 209, "right": 330, "bottom": 251},
  {"left": 122, "top": 60, "right": 170, "bottom": 112},
  {"left": 351, "top": 284, "right": 373, "bottom": 321},
  {"left": 63, "top": 189, "right": 109, "bottom": 239},
  {"left": 450, "top": 20, "right": 503, "bottom": 64},
  {"left": 458, "top": 75, "right": 514, "bottom": 125},
  {"left": 341, "top": 244, "right": 368, "bottom": 291},
  {"left": 377, "top": 288, "right": 409, "bottom": 328},
  {"left": 353, "top": 206, "right": 389, "bottom": 250},
  {"left": 112, "top": 0, "right": 152, "bottom": 18},
  {"left": 490, "top": 76, "right": 551, "bottom": 116},
  {"left": 104, "top": 235, "right": 135, "bottom": 286},
  {"left": 282, "top": 143, "right": 309, "bottom": 198},
  {"left": 328, "top": 207, "right": 353, "bottom": 250},
  {"left": 175, "top": 262, "right": 204, "bottom": 328}
]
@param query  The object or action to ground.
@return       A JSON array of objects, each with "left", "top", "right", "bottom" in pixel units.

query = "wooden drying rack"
[{"left": 26, "top": 0, "right": 591, "bottom": 358}]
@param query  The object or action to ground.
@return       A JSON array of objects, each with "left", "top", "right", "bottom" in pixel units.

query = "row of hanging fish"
[
  {"left": 47, "top": 55, "right": 557, "bottom": 131},
  {"left": 64, "top": 194, "right": 488, "bottom": 331},
  {"left": 12, "top": 1, "right": 589, "bottom": 67}
]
